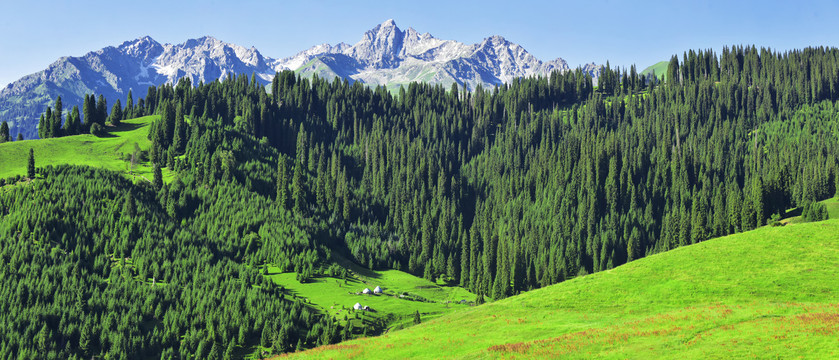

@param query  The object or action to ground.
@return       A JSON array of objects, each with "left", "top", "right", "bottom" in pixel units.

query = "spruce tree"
[
  {"left": 83, "top": 94, "right": 94, "bottom": 128},
  {"left": 52, "top": 96, "right": 63, "bottom": 137},
  {"left": 224, "top": 342, "right": 235, "bottom": 360},
  {"left": 0, "top": 121, "right": 9, "bottom": 143},
  {"left": 38, "top": 113, "right": 46, "bottom": 139},
  {"left": 292, "top": 162, "right": 305, "bottom": 214},
  {"left": 125, "top": 90, "right": 134, "bottom": 119},
  {"left": 43, "top": 107, "right": 53, "bottom": 138},
  {"left": 64, "top": 106, "right": 80, "bottom": 135},
  {"left": 276, "top": 156, "right": 289, "bottom": 209},
  {"left": 153, "top": 162, "right": 163, "bottom": 191},
  {"left": 167, "top": 148, "right": 175, "bottom": 169},
  {"left": 172, "top": 104, "right": 185, "bottom": 152},
  {"left": 79, "top": 321, "right": 91, "bottom": 356},
  {"left": 27, "top": 148, "right": 35, "bottom": 179},
  {"left": 123, "top": 191, "right": 136, "bottom": 218},
  {"left": 110, "top": 99, "right": 123, "bottom": 125},
  {"left": 97, "top": 94, "right": 108, "bottom": 125}
]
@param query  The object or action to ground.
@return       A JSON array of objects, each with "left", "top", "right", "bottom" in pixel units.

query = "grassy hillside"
[
  {"left": 0, "top": 115, "right": 173, "bottom": 183},
  {"left": 266, "top": 253, "right": 476, "bottom": 339},
  {"left": 782, "top": 197, "right": 839, "bottom": 225},
  {"left": 285, "top": 220, "right": 839, "bottom": 359},
  {"left": 641, "top": 60, "right": 669, "bottom": 80}
]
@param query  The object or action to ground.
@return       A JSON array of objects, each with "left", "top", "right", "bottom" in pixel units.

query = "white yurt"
[
  {"left": 373, "top": 286, "right": 382, "bottom": 294},
  {"left": 362, "top": 288, "right": 371, "bottom": 294},
  {"left": 353, "top": 302, "right": 362, "bottom": 310}
]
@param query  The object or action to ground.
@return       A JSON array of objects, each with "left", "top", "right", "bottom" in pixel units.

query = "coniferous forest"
[{"left": 3, "top": 45, "right": 839, "bottom": 358}]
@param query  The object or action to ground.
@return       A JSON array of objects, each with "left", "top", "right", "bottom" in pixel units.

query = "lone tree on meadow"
[
  {"left": 0, "top": 121, "right": 9, "bottom": 143},
  {"left": 27, "top": 148, "right": 35, "bottom": 179}
]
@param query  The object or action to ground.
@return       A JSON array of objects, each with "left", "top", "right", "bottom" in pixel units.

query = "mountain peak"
[
  {"left": 381, "top": 19, "right": 397, "bottom": 27},
  {"left": 118, "top": 36, "right": 163, "bottom": 59},
  {"left": 197, "top": 35, "right": 217, "bottom": 41},
  {"left": 186, "top": 36, "right": 226, "bottom": 48},
  {"left": 351, "top": 19, "right": 407, "bottom": 68},
  {"left": 366, "top": 19, "right": 402, "bottom": 38},
  {"left": 483, "top": 35, "right": 510, "bottom": 45}
]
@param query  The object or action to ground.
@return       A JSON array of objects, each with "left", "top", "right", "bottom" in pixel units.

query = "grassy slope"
[
  {"left": 641, "top": 60, "right": 669, "bottom": 81},
  {"left": 267, "top": 254, "right": 476, "bottom": 335},
  {"left": 0, "top": 116, "right": 174, "bottom": 183},
  {"left": 782, "top": 197, "right": 839, "bottom": 225},
  {"left": 286, "top": 220, "right": 839, "bottom": 359}
]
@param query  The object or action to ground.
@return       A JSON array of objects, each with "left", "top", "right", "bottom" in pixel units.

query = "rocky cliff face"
[{"left": 0, "top": 19, "right": 600, "bottom": 139}]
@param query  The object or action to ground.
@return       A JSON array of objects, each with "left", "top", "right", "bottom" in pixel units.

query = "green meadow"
[
  {"left": 266, "top": 253, "right": 477, "bottom": 335},
  {"left": 0, "top": 115, "right": 174, "bottom": 183},
  {"left": 782, "top": 197, "right": 839, "bottom": 224},
  {"left": 641, "top": 60, "right": 669, "bottom": 81},
  {"left": 285, "top": 219, "right": 839, "bottom": 359}
]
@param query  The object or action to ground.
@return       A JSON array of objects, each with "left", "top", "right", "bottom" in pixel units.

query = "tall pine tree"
[
  {"left": 276, "top": 156, "right": 289, "bottom": 209},
  {"left": 27, "top": 148, "right": 35, "bottom": 179},
  {"left": 0, "top": 121, "right": 9, "bottom": 143},
  {"left": 52, "top": 96, "right": 63, "bottom": 137}
]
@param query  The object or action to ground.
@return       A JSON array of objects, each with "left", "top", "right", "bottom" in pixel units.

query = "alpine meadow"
[{"left": 1, "top": 8, "right": 839, "bottom": 359}]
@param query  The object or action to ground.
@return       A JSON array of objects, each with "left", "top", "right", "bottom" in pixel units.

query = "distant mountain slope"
[
  {"left": 285, "top": 220, "right": 839, "bottom": 359},
  {"left": 641, "top": 60, "right": 669, "bottom": 80},
  {"left": 0, "top": 20, "right": 600, "bottom": 140},
  {"left": 0, "top": 36, "right": 276, "bottom": 140}
]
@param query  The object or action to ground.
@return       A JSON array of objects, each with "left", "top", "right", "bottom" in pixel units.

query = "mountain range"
[{"left": 0, "top": 19, "right": 600, "bottom": 139}]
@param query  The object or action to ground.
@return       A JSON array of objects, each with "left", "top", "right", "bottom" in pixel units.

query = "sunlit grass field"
[
  {"left": 284, "top": 219, "right": 839, "bottom": 359},
  {"left": 0, "top": 115, "right": 174, "bottom": 183}
]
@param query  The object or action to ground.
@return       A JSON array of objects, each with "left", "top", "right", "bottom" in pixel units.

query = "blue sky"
[{"left": 2, "top": 0, "right": 838, "bottom": 87}]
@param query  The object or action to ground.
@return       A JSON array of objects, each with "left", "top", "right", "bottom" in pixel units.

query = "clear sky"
[{"left": 2, "top": 0, "right": 839, "bottom": 87}]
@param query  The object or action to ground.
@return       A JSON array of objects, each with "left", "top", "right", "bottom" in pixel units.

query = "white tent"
[
  {"left": 362, "top": 288, "right": 371, "bottom": 294},
  {"left": 373, "top": 286, "right": 382, "bottom": 294},
  {"left": 353, "top": 302, "right": 362, "bottom": 310}
]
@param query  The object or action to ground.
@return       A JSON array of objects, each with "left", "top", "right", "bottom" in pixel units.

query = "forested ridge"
[{"left": 3, "top": 45, "right": 839, "bottom": 358}]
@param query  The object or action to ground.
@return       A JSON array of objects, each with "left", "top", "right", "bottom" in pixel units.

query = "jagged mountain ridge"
[
  {"left": 0, "top": 19, "right": 600, "bottom": 139},
  {"left": 274, "top": 19, "right": 598, "bottom": 88}
]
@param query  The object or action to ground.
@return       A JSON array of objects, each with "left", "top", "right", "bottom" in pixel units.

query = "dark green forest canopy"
[
  {"left": 0, "top": 165, "right": 334, "bottom": 358},
  {"left": 4, "top": 44, "right": 839, "bottom": 358}
]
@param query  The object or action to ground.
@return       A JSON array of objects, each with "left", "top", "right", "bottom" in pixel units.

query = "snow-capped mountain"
[
  {"left": 272, "top": 19, "right": 587, "bottom": 89},
  {"left": 0, "top": 19, "right": 600, "bottom": 139},
  {"left": 0, "top": 36, "right": 279, "bottom": 139}
]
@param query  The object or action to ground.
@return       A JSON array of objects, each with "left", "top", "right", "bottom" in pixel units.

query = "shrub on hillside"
[
  {"left": 90, "top": 123, "right": 105, "bottom": 137},
  {"left": 769, "top": 213, "right": 783, "bottom": 227}
]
